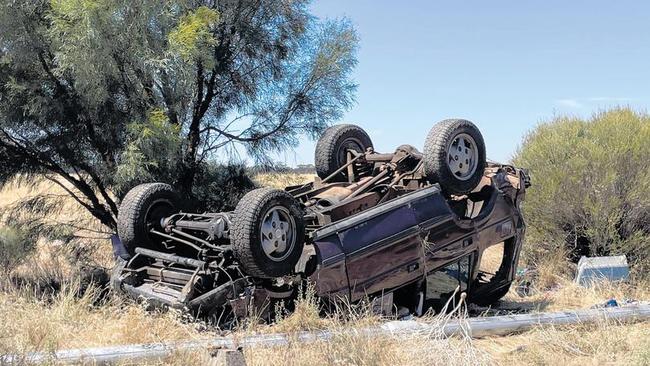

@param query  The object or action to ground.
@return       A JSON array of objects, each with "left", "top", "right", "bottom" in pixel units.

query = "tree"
[
  {"left": 0, "top": 0, "right": 358, "bottom": 232},
  {"left": 513, "top": 108, "right": 650, "bottom": 272}
]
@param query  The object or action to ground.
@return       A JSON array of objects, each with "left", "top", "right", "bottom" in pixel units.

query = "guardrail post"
[{"left": 206, "top": 349, "right": 246, "bottom": 366}]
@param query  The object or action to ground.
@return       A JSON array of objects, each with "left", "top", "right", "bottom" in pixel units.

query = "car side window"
[{"left": 425, "top": 255, "right": 472, "bottom": 311}]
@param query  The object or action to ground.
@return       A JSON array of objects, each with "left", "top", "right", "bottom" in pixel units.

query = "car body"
[
  {"left": 111, "top": 120, "right": 530, "bottom": 322},
  {"left": 308, "top": 163, "right": 528, "bottom": 309}
]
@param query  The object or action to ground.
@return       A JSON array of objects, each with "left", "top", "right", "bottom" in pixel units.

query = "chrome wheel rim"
[
  {"left": 447, "top": 133, "right": 479, "bottom": 181},
  {"left": 259, "top": 206, "right": 296, "bottom": 262}
]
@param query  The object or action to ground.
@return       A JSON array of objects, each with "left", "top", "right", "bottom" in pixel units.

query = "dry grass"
[
  {"left": 505, "top": 279, "right": 650, "bottom": 312},
  {"left": 528, "top": 248, "right": 576, "bottom": 290},
  {"left": 479, "top": 319, "right": 650, "bottom": 365},
  {"left": 123, "top": 322, "right": 650, "bottom": 366},
  {"left": 253, "top": 173, "right": 314, "bottom": 189},
  {"left": 129, "top": 334, "right": 491, "bottom": 366},
  {"left": 0, "top": 177, "right": 106, "bottom": 232},
  {"left": 477, "top": 242, "right": 505, "bottom": 283},
  {"left": 243, "top": 330, "right": 491, "bottom": 366},
  {"left": 118, "top": 290, "right": 650, "bottom": 366},
  {"left": 123, "top": 294, "right": 493, "bottom": 366},
  {"left": 0, "top": 177, "right": 115, "bottom": 271},
  {"left": 1, "top": 174, "right": 650, "bottom": 365},
  {"left": 1, "top": 268, "right": 649, "bottom": 365},
  {"left": 0, "top": 283, "right": 207, "bottom": 356},
  {"left": 493, "top": 253, "right": 650, "bottom": 313},
  {"left": 0, "top": 179, "right": 212, "bottom": 359}
]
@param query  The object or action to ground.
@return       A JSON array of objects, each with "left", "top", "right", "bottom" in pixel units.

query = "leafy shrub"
[
  {"left": 0, "top": 226, "right": 31, "bottom": 274},
  {"left": 113, "top": 111, "right": 183, "bottom": 199},
  {"left": 513, "top": 108, "right": 650, "bottom": 273},
  {"left": 188, "top": 163, "right": 258, "bottom": 213}
]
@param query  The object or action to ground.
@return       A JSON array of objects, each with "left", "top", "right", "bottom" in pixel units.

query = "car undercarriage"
[{"left": 111, "top": 119, "right": 530, "bottom": 325}]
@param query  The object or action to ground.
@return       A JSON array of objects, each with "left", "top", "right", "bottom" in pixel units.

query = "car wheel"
[
  {"left": 423, "top": 119, "right": 486, "bottom": 195},
  {"left": 315, "top": 124, "right": 373, "bottom": 182},
  {"left": 231, "top": 188, "right": 305, "bottom": 278},
  {"left": 117, "top": 183, "right": 179, "bottom": 255}
]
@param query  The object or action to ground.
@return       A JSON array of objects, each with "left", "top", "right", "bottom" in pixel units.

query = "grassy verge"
[
  {"left": 1, "top": 174, "right": 649, "bottom": 365},
  {"left": 1, "top": 275, "right": 648, "bottom": 365}
]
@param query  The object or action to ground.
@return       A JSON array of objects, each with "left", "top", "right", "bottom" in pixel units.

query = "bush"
[
  {"left": 189, "top": 163, "right": 258, "bottom": 213},
  {"left": 513, "top": 108, "right": 650, "bottom": 273},
  {"left": 0, "top": 226, "right": 31, "bottom": 274}
]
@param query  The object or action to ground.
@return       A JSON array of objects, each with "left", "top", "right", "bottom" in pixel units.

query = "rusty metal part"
[
  {"left": 149, "top": 229, "right": 205, "bottom": 252},
  {"left": 170, "top": 228, "right": 223, "bottom": 251},
  {"left": 343, "top": 168, "right": 391, "bottom": 202},
  {"left": 188, "top": 278, "right": 249, "bottom": 310},
  {"left": 136, "top": 266, "right": 196, "bottom": 286},
  {"left": 346, "top": 151, "right": 355, "bottom": 183},
  {"left": 347, "top": 176, "right": 374, "bottom": 191},
  {"left": 134, "top": 247, "right": 206, "bottom": 268},
  {"left": 296, "top": 182, "right": 348, "bottom": 201},
  {"left": 365, "top": 153, "right": 395, "bottom": 162},
  {"left": 179, "top": 267, "right": 202, "bottom": 303},
  {"left": 164, "top": 213, "right": 230, "bottom": 240},
  {"left": 320, "top": 152, "right": 364, "bottom": 184},
  {"left": 229, "top": 287, "right": 273, "bottom": 319},
  {"left": 313, "top": 177, "right": 374, "bottom": 206},
  {"left": 328, "top": 191, "right": 381, "bottom": 219},
  {"left": 315, "top": 186, "right": 353, "bottom": 200}
]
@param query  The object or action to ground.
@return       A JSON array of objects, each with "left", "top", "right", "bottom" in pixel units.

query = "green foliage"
[
  {"left": 1, "top": 193, "right": 77, "bottom": 247},
  {"left": 48, "top": 0, "right": 167, "bottom": 108},
  {"left": 0, "top": 0, "right": 358, "bottom": 232},
  {"left": 0, "top": 226, "right": 31, "bottom": 273},
  {"left": 189, "top": 163, "right": 258, "bottom": 213},
  {"left": 513, "top": 108, "right": 650, "bottom": 272},
  {"left": 168, "top": 6, "right": 219, "bottom": 62},
  {"left": 114, "top": 110, "right": 182, "bottom": 197}
]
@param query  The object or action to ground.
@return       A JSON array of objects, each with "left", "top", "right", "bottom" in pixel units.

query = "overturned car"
[{"left": 111, "top": 119, "right": 530, "bottom": 323}]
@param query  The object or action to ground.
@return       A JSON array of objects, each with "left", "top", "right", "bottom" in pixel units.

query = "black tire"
[
  {"left": 117, "top": 183, "right": 180, "bottom": 255},
  {"left": 231, "top": 188, "right": 305, "bottom": 278},
  {"left": 315, "top": 124, "right": 373, "bottom": 181},
  {"left": 423, "top": 119, "right": 486, "bottom": 195}
]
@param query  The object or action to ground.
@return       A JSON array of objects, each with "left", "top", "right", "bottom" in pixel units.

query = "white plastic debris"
[{"left": 575, "top": 255, "right": 630, "bottom": 287}]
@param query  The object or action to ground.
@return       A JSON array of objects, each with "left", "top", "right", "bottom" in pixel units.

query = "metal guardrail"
[{"left": 3, "top": 304, "right": 650, "bottom": 365}]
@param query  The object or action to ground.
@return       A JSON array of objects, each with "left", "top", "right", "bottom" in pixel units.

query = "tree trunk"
[{"left": 179, "top": 121, "right": 201, "bottom": 195}]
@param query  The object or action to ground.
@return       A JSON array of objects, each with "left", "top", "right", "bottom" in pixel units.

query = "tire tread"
[
  {"left": 314, "top": 124, "right": 373, "bottom": 180},
  {"left": 231, "top": 188, "right": 305, "bottom": 278},
  {"left": 423, "top": 119, "right": 486, "bottom": 195},
  {"left": 117, "top": 183, "right": 178, "bottom": 254}
]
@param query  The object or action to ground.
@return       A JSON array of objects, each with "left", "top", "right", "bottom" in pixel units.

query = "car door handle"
[{"left": 462, "top": 238, "right": 473, "bottom": 248}]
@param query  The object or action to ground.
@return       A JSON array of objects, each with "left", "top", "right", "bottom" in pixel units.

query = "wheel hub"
[
  {"left": 260, "top": 206, "right": 295, "bottom": 261},
  {"left": 336, "top": 137, "right": 364, "bottom": 166},
  {"left": 447, "top": 133, "right": 479, "bottom": 181}
]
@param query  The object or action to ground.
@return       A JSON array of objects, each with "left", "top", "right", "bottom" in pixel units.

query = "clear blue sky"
[{"left": 278, "top": 0, "right": 650, "bottom": 165}]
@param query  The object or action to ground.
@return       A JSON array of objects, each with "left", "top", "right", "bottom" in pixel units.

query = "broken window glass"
[{"left": 425, "top": 255, "right": 472, "bottom": 311}]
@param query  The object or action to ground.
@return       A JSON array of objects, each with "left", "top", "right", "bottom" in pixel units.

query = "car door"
[
  {"left": 312, "top": 185, "right": 467, "bottom": 302},
  {"left": 340, "top": 201, "right": 423, "bottom": 302},
  {"left": 318, "top": 186, "right": 452, "bottom": 301}
]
